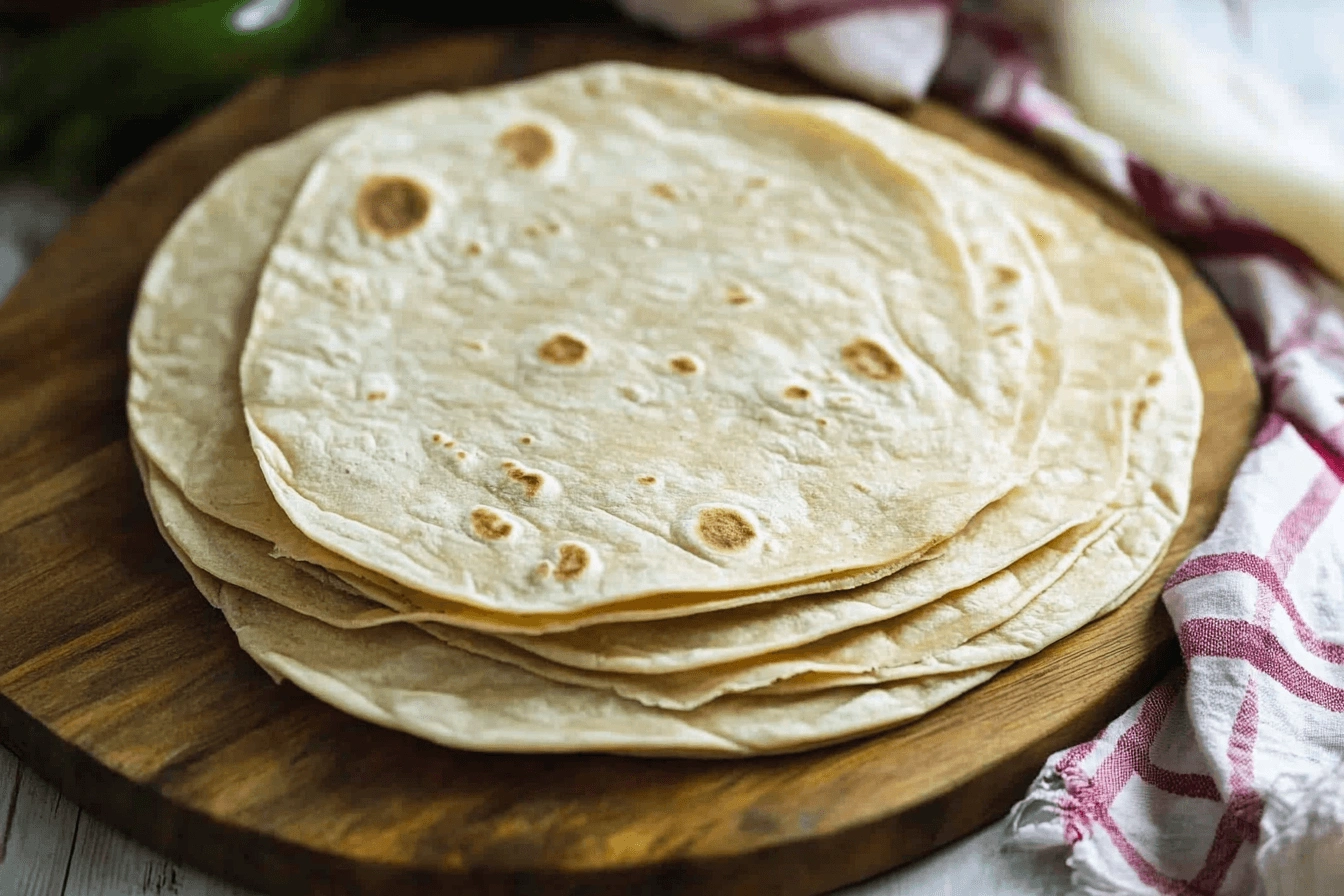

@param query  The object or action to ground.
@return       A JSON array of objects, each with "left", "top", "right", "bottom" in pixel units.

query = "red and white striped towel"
[{"left": 615, "top": 2, "right": 1344, "bottom": 892}]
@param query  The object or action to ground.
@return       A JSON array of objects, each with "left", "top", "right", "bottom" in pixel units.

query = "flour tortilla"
[
  {"left": 487, "top": 109, "right": 1200, "bottom": 676},
  {"left": 287, "top": 325, "right": 1188, "bottom": 714},
  {"left": 135, "top": 443, "right": 1002, "bottom": 757},
  {"left": 130, "top": 63, "right": 1056, "bottom": 633},
  {"left": 124, "top": 64, "right": 1201, "bottom": 746},
  {"left": 209, "top": 206, "right": 1186, "bottom": 713},
  {"left": 127, "top": 94, "right": 926, "bottom": 634},
  {"left": 237, "top": 62, "right": 1044, "bottom": 614},
  {"left": 755, "top": 331, "right": 1200, "bottom": 696},
  {"left": 127, "top": 66, "right": 1140, "bottom": 711},
  {"left": 740, "top": 102, "right": 1206, "bottom": 691},
  {"left": 486, "top": 131, "right": 1202, "bottom": 698},
  {"left": 137, "top": 224, "right": 1197, "bottom": 713},
  {"left": 139, "top": 444, "right": 1082, "bottom": 711},
  {"left": 136, "top": 404, "right": 1176, "bottom": 741},
  {"left": 221, "top": 580, "right": 1003, "bottom": 757},
  {"left": 762, "top": 508, "right": 1175, "bottom": 694},
  {"left": 131, "top": 61, "right": 1193, "bottom": 698},
  {"left": 128, "top": 61, "right": 1166, "bottom": 694}
]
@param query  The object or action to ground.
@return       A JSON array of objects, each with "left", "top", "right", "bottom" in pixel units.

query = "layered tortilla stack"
[{"left": 126, "top": 63, "right": 1200, "bottom": 756}]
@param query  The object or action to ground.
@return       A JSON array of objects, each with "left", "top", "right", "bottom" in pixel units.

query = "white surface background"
[{"left": 1, "top": 1, "right": 1339, "bottom": 893}]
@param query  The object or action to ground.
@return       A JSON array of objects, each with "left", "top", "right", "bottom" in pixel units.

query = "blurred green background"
[{"left": 0, "top": 0, "right": 624, "bottom": 198}]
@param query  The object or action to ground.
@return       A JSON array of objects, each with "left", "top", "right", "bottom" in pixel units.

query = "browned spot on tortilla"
[
  {"left": 638, "top": 475, "right": 657, "bottom": 485},
  {"left": 783, "top": 385, "right": 810, "bottom": 400},
  {"left": 1132, "top": 398, "right": 1150, "bottom": 428},
  {"left": 524, "top": 224, "right": 540, "bottom": 237},
  {"left": 554, "top": 543, "right": 589, "bottom": 580},
  {"left": 431, "top": 433, "right": 442, "bottom": 443},
  {"left": 726, "top": 286, "right": 753, "bottom": 306},
  {"left": 519, "top": 435, "right": 533, "bottom": 445},
  {"left": 989, "top": 324, "right": 1021, "bottom": 338},
  {"left": 745, "top": 176, "right": 768, "bottom": 188},
  {"left": 817, "top": 418, "right": 829, "bottom": 427},
  {"left": 545, "top": 221, "right": 560, "bottom": 234},
  {"left": 456, "top": 450, "right": 468, "bottom": 459},
  {"left": 696, "top": 507, "right": 756, "bottom": 553},
  {"left": 501, "top": 461, "right": 517, "bottom": 469},
  {"left": 583, "top": 82, "right": 601, "bottom": 97},
  {"left": 366, "top": 391, "right": 387, "bottom": 401},
  {"left": 1028, "top": 222, "right": 1056, "bottom": 247},
  {"left": 669, "top": 355, "right": 699, "bottom": 374},
  {"left": 465, "top": 339, "right": 485, "bottom": 351},
  {"left": 538, "top": 333, "right": 588, "bottom": 365},
  {"left": 466, "top": 242, "right": 482, "bottom": 256},
  {"left": 841, "top": 339, "right": 901, "bottom": 381},
  {"left": 470, "top": 507, "right": 513, "bottom": 541},
  {"left": 1147, "top": 371, "right": 1163, "bottom": 387},
  {"left": 497, "top": 123, "right": 555, "bottom": 169},
  {"left": 852, "top": 482, "right": 870, "bottom": 494},
  {"left": 534, "top": 561, "right": 553, "bottom": 578},
  {"left": 650, "top": 182, "right": 677, "bottom": 201},
  {"left": 508, "top": 466, "right": 546, "bottom": 497},
  {"left": 994, "top": 265, "right": 1021, "bottom": 285},
  {"left": 355, "top": 176, "right": 431, "bottom": 239}
]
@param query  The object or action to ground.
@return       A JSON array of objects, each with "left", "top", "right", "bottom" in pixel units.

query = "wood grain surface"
[{"left": 0, "top": 28, "right": 1262, "bottom": 896}]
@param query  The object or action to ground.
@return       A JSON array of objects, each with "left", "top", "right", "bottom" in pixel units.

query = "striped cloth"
[{"left": 614, "top": 2, "right": 1344, "bottom": 893}]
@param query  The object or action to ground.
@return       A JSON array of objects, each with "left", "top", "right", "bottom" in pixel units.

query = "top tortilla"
[
  {"left": 235, "top": 63, "right": 1043, "bottom": 614},
  {"left": 128, "top": 90, "right": 923, "bottom": 633}
]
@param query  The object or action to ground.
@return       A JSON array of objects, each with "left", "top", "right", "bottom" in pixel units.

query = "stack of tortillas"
[{"left": 126, "top": 62, "right": 1201, "bottom": 757}]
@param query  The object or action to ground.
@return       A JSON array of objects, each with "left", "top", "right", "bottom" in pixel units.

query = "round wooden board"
[{"left": 0, "top": 28, "right": 1260, "bottom": 896}]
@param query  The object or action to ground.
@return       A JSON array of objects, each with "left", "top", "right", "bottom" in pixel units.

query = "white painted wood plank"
[
  {"left": 0, "top": 746, "right": 80, "bottom": 896},
  {"left": 62, "top": 810, "right": 255, "bottom": 896},
  {"left": 834, "top": 817, "right": 1074, "bottom": 896}
]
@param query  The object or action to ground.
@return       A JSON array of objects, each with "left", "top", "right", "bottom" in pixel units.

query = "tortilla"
[
  {"left": 126, "top": 62, "right": 1200, "bottom": 744},
  {"left": 125, "top": 94, "right": 893, "bottom": 632},
  {"left": 135, "top": 442, "right": 1002, "bottom": 757},
  {"left": 130, "top": 64, "right": 1196, "bottom": 714},
  {"left": 236, "top": 62, "right": 1043, "bottom": 613},
  {"left": 130, "top": 63, "right": 1060, "bottom": 633},
  {"left": 488, "top": 103, "right": 1201, "bottom": 676}
]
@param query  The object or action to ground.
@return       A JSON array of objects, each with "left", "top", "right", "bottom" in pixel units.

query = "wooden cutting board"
[{"left": 0, "top": 28, "right": 1261, "bottom": 896}]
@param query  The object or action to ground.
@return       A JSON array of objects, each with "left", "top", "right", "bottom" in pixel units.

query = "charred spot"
[
  {"left": 554, "top": 543, "right": 589, "bottom": 580},
  {"left": 669, "top": 355, "right": 699, "bottom": 374},
  {"left": 841, "top": 339, "right": 901, "bottom": 381},
  {"left": 696, "top": 507, "right": 756, "bottom": 553},
  {"left": 538, "top": 333, "right": 588, "bottom": 365},
  {"left": 355, "top": 175, "right": 431, "bottom": 239},
  {"left": 497, "top": 123, "right": 555, "bottom": 169},
  {"left": 470, "top": 507, "right": 513, "bottom": 541},
  {"left": 507, "top": 466, "right": 546, "bottom": 498}
]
